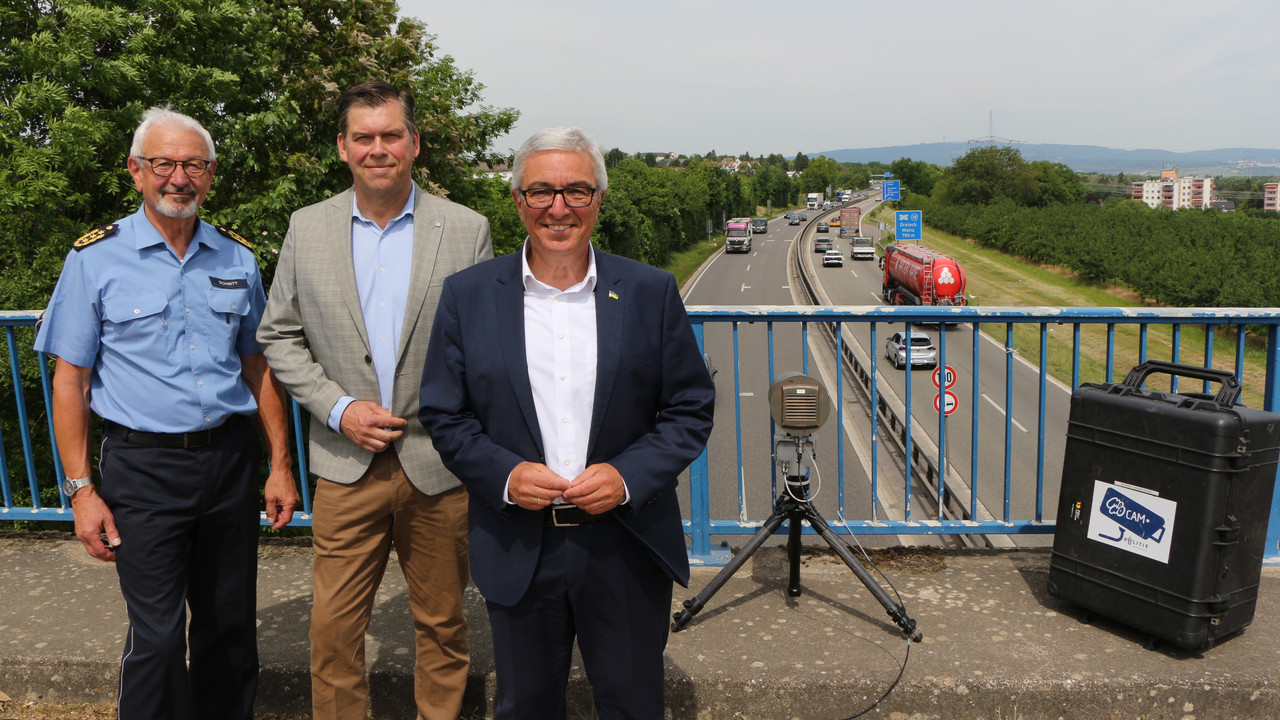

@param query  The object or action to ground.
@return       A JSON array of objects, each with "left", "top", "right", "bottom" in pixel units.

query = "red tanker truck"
[{"left": 881, "top": 243, "right": 968, "bottom": 306}]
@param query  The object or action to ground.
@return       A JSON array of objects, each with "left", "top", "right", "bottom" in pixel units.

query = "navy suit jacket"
[{"left": 419, "top": 250, "right": 715, "bottom": 607}]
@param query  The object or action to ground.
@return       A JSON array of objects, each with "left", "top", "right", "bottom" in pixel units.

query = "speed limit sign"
[{"left": 931, "top": 365, "right": 957, "bottom": 390}]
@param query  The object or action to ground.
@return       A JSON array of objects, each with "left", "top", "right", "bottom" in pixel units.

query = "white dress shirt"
[{"left": 522, "top": 244, "right": 598, "bottom": 488}]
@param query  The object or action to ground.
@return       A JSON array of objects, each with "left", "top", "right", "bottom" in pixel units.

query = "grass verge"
[{"left": 666, "top": 234, "right": 723, "bottom": 288}]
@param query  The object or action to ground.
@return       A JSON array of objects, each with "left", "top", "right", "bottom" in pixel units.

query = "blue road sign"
[
  {"left": 882, "top": 180, "right": 901, "bottom": 201},
  {"left": 896, "top": 210, "right": 922, "bottom": 241}
]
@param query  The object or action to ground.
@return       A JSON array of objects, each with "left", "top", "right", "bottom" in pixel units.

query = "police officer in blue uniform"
[{"left": 33, "top": 106, "right": 299, "bottom": 720}]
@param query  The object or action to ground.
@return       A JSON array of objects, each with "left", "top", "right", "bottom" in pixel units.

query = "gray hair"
[
  {"left": 510, "top": 126, "right": 607, "bottom": 192},
  {"left": 129, "top": 106, "right": 217, "bottom": 160}
]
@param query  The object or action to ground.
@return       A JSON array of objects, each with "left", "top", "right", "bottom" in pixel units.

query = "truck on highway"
[
  {"left": 725, "top": 217, "right": 752, "bottom": 253},
  {"left": 838, "top": 207, "right": 862, "bottom": 239},
  {"left": 881, "top": 243, "right": 968, "bottom": 306},
  {"left": 806, "top": 192, "right": 823, "bottom": 210},
  {"left": 840, "top": 208, "right": 865, "bottom": 262},
  {"left": 850, "top": 235, "right": 875, "bottom": 261}
]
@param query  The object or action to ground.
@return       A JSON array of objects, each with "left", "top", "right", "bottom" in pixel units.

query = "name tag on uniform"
[{"left": 209, "top": 277, "right": 248, "bottom": 289}]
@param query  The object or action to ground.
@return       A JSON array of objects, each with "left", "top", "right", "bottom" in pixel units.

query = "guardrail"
[
  {"left": 680, "top": 305, "right": 1280, "bottom": 564},
  {"left": 4, "top": 307, "right": 1280, "bottom": 565}
]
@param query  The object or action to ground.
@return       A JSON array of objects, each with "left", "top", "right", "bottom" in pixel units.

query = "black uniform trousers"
[
  {"left": 98, "top": 414, "right": 261, "bottom": 720},
  {"left": 485, "top": 515, "right": 674, "bottom": 720}
]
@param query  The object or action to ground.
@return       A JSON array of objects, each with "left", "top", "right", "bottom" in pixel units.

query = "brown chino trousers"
[{"left": 309, "top": 449, "right": 470, "bottom": 720}]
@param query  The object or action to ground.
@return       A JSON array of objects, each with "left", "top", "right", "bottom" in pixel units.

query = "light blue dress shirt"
[
  {"left": 34, "top": 207, "right": 265, "bottom": 433},
  {"left": 325, "top": 187, "right": 415, "bottom": 431}
]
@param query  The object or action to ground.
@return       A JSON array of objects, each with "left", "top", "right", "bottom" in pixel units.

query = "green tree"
[
  {"left": 0, "top": 0, "right": 518, "bottom": 308},
  {"left": 800, "top": 156, "right": 840, "bottom": 196},
  {"left": 793, "top": 151, "right": 809, "bottom": 172},
  {"left": 752, "top": 163, "right": 791, "bottom": 209},
  {"left": 934, "top": 145, "right": 1037, "bottom": 206},
  {"left": 888, "top": 157, "right": 942, "bottom": 197},
  {"left": 1029, "top": 161, "right": 1085, "bottom": 206},
  {"left": 604, "top": 147, "right": 627, "bottom": 169}
]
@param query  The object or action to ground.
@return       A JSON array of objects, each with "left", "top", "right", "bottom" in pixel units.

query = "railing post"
[
  {"left": 1264, "top": 326, "right": 1280, "bottom": 562},
  {"left": 686, "top": 319, "right": 726, "bottom": 565}
]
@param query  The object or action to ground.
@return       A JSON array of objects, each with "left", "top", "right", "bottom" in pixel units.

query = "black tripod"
[{"left": 671, "top": 435, "right": 921, "bottom": 641}]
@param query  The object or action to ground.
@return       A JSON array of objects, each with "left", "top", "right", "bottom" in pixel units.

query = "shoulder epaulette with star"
[
  {"left": 216, "top": 224, "right": 253, "bottom": 251},
  {"left": 72, "top": 223, "right": 119, "bottom": 251}
]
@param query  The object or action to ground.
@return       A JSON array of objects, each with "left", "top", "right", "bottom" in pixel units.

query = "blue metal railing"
[{"left": 4, "top": 306, "right": 1280, "bottom": 564}]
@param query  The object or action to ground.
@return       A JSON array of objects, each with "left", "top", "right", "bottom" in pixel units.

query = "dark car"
[
  {"left": 816, "top": 221, "right": 829, "bottom": 233},
  {"left": 788, "top": 215, "right": 801, "bottom": 225}
]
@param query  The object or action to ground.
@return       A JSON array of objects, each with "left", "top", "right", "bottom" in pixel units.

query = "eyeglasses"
[
  {"left": 519, "top": 186, "right": 598, "bottom": 209},
  {"left": 134, "top": 156, "right": 212, "bottom": 178}
]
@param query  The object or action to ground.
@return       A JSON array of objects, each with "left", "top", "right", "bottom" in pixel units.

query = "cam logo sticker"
[{"left": 1086, "top": 480, "right": 1176, "bottom": 563}]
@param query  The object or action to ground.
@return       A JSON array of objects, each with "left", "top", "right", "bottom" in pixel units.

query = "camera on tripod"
[
  {"left": 769, "top": 372, "right": 830, "bottom": 490},
  {"left": 673, "top": 371, "right": 921, "bottom": 643}
]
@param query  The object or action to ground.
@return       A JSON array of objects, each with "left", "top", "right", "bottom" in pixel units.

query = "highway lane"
[{"left": 798, "top": 199, "right": 1069, "bottom": 541}]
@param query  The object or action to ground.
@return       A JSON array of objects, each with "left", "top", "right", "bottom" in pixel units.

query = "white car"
[
  {"left": 885, "top": 331, "right": 938, "bottom": 369},
  {"left": 822, "top": 250, "right": 844, "bottom": 267}
]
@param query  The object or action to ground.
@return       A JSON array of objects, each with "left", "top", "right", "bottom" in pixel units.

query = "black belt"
[
  {"left": 544, "top": 504, "right": 606, "bottom": 527},
  {"left": 105, "top": 416, "right": 239, "bottom": 449}
]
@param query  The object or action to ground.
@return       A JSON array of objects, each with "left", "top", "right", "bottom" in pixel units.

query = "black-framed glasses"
[
  {"left": 134, "top": 156, "right": 212, "bottom": 177},
  {"left": 519, "top": 186, "right": 598, "bottom": 209}
]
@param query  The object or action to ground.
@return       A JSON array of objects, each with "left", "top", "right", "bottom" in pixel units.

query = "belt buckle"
[{"left": 550, "top": 505, "right": 579, "bottom": 527}]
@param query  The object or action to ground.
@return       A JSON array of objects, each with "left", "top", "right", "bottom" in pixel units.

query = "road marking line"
[
  {"left": 982, "top": 393, "right": 1027, "bottom": 432},
  {"left": 741, "top": 283, "right": 751, "bottom": 292}
]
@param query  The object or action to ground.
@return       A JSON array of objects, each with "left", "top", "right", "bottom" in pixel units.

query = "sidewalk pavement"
[{"left": 2, "top": 532, "right": 1279, "bottom": 720}]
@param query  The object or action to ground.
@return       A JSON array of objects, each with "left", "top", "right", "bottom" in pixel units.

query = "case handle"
[{"left": 1120, "top": 360, "right": 1241, "bottom": 406}]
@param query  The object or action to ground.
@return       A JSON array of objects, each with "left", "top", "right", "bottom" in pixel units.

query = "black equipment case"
[{"left": 1048, "top": 361, "right": 1280, "bottom": 650}]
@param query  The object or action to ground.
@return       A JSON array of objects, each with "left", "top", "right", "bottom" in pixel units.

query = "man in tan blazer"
[{"left": 257, "top": 82, "right": 491, "bottom": 720}]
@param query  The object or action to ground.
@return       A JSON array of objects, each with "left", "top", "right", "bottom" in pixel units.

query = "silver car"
[{"left": 885, "top": 331, "right": 938, "bottom": 369}]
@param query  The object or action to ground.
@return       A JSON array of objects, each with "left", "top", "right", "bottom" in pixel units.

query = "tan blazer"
[{"left": 257, "top": 185, "right": 492, "bottom": 494}]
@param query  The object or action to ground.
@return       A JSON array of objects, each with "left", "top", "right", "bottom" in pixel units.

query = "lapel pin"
[{"left": 608, "top": 291, "right": 619, "bottom": 300}]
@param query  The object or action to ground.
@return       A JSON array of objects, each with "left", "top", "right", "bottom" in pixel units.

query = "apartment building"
[
  {"left": 1265, "top": 183, "right": 1278, "bottom": 212},
  {"left": 1130, "top": 169, "right": 1213, "bottom": 210}
]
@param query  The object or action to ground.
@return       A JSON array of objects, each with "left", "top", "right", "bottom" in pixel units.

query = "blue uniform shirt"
[{"left": 34, "top": 207, "right": 266, "bottom": 433}]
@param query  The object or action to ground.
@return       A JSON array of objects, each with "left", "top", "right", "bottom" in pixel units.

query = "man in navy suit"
[{"left": 419, "top": 126, "right": 714, "bottom": 719}]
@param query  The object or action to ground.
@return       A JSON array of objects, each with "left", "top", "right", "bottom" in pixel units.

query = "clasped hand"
[{"left": 509, "top": 461, "right": 626, "bottom": 515}]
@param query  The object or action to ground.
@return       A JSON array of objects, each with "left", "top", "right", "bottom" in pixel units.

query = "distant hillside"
[{"left": 814, "top": 142, "right": 1280, "bottom": 176}]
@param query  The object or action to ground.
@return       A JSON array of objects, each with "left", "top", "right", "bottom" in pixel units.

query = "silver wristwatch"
[{"left": 62, "top": 475, "right": 93, "bottom": 497}]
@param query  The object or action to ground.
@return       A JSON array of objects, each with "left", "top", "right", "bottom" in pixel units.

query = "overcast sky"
[{"left": 397, "top": 0, "right": 1278, "bottom": 158}]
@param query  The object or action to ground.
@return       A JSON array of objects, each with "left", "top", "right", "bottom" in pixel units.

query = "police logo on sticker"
[
  {"left": 215, "top": 225, "right": 253, "bottom": 250},
  {"left": 209, "top": 277, "right": 249, "bottom": 289},
  {"left": 72, "top": 223, "right": 119, "bottom": 251},
  {"left": 1086, "top": 480, "right": 1177, "bottom": 564}
]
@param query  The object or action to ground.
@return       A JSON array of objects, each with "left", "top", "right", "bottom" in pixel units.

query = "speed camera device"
[{"left": 768, "top": 372, "right": 831, "bottom": 435}]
